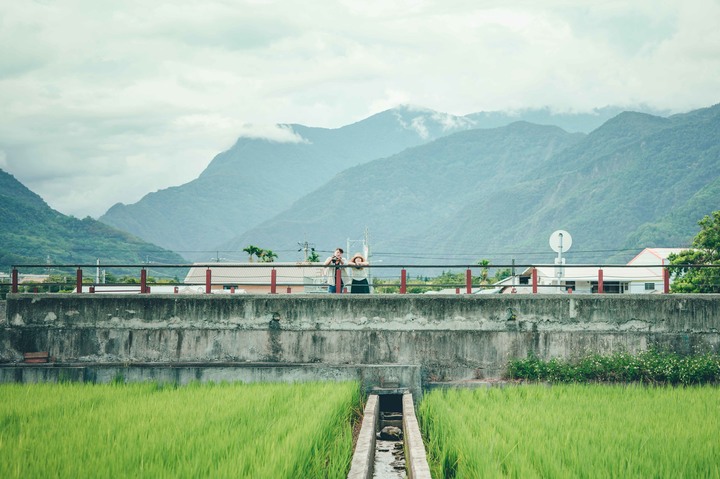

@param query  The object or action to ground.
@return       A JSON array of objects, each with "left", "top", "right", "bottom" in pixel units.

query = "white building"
[
  {"left": 492, "top": 247, "right": 687, "bottom": 294},
  {"left": 183, "top": 262, "right": 326, "bottom": 294}
]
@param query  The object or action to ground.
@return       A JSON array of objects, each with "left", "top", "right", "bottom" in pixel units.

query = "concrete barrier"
[
  {"left": 347, "top": 394, "right": 379, "bottom": 479},
  {"left": 1, "top": 294, "right": 719, "bottom": 387},
  {"left": 403, "top": 393, "right": 432, "bottom": 479}
]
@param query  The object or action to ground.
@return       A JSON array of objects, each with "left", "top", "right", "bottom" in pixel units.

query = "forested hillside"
[
  {"left": 223, "top": 104, "right": 720, "bottom": 264},
  {"left": 98, "top": 105, "right": 633, "bottom": 258},
  {"left": 0, "top": 169, "right": 184, "bottom": 272}
]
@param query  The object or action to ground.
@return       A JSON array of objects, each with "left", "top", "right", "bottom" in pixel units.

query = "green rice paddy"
[
  {"left": 419, "top": 384, "right": 720, "bottom": 478},
  {"left": 0, "top": 381, "right": 360, "bottom": 479}
]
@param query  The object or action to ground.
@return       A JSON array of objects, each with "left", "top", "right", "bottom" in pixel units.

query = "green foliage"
[
  {"left": 419, "top": 384, "right": 720, "bottom": 478},
  {"left": 307, "top": 248, "right": 320, "bottom": 263},
  {"left": 668, "top": 210, "right": 720, "bottom": 292},
  {"left": 507, "top": 350, "right": 720, "bottom": 385},
  {"left": 0, "top": 169, "right": 184, "bottom": 273},
  {"left": 225, "top": 104, "right": 720, "bottom": 266},
  {"left": 370, "top": 268, "right": 511, "bottom": 293},
  {"left": 259, "top": 249, "right": 277, "bottom": 263},
  {"left": 242, "top": 245, "right": 277, "bottom": 263}
]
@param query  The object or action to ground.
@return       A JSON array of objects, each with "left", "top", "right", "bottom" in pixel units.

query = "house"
[
  {"left": 183, "top": 262, "right": 327, "bottom": 294},
  {"left": 73, "top": 284, "right": 206, "bottom": 294},
  {"left": 492, "top": 247, "right": 688, "bottom": 294}
]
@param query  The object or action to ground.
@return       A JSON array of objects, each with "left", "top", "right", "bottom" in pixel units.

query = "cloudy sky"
[{"left": 1, "top": 0, "right": 719, "bottom": 218}]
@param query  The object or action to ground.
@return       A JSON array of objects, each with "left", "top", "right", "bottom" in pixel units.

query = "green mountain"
[
  {"left": 220, "top": 103, "right": 720, "bottom": 265},
  {"left": 98, "top": 105, "right": 636, "bottom": 258},
  {"left": 0, "top": 169, "right": 184, "bottom": 273},
  {"left": 98, "top": 106, "right": 478, "bottom": 256}
]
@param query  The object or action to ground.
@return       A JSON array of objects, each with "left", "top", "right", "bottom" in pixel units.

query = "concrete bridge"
[{"left": 1, "top": 293, "right": 719, "bottom": 397}]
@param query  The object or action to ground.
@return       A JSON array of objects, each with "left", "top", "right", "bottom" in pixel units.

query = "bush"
[{"left": 507, "top": 350, "right": 720, "bottom": 385}]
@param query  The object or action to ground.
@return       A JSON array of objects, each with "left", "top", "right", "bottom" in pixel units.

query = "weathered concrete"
[
  {"left": 403, "top": 393, "right": 432, "bottom": 479},
  {"left": 348, "top": 394, "right": 379, "bottom": 479},
  {"left": 0, "top": 362, "right": 423, "bottom": 398},
  {"left": 1, "top": 294, "right": 719, "bottom": 387}
]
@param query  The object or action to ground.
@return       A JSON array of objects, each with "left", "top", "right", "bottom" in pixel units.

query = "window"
[{"left": 645, "top": 283, "right": 656, "bottom": 291}]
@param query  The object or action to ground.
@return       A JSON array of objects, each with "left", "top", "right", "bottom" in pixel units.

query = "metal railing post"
[
  {"left": 400, "top": 269, "right": 407, "bottom": 294},
  {"left": 76, "top": 268, "right": 83, "bottom": 294},
  {"left": 11, "top": 268, "right": 18, "bottom": 294},
  {"left": 663, "top": 267, "right": 670, "bottom": 294},
  {"left": 598, "top": 269, "right": 604, "bottom": 294},
  {"left": 270, "top": 268, "right": 277, "bottom": 294},
  {"left": 532, "top": 268, "right": 538, "bottom": 294},
  {"left": 205, "top": 268, "right": 212, "bottom": 294},
  {"left": 466, "top": 269, "right": 472, "bottom": 294},
  {"left": 335, "top": 269, "right": 342, "bottom": 294},
  {"left": 140, "top": 269, "right": 147, "bottom": 294}
]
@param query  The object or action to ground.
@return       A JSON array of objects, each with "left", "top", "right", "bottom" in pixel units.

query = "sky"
[{"left": 1, "top": 0, "right": 719, "bottom": 219}]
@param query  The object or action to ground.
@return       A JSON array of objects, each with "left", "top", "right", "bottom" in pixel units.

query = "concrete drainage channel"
[{"left": 348, "top": 389, "right": 431, "bottom": 479}]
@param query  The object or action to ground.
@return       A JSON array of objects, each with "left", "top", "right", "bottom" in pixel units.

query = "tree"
[
  {"left": 307, "top": 248, "right": 320, "bottom": 263},
  {"left": 668, "top": 211, "right": 720, "bottom": 293},
  {"left": 476, "top": 259, "right": 491, "bottom": 285},
  {"left": 259, "top": 249, "right": 277, "bottom": 263},
  {"left": 242, "top": 245, "right": 263, "bottom": 262}
]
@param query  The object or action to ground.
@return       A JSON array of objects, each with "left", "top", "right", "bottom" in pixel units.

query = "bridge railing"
[{"left": 5, "top": 262, "right": 715, "bottom": 295}]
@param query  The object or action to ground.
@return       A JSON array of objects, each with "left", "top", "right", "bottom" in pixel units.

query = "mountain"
[
  {"left": 220, "top": 103, "right": 720, "bottom": 265},
  {"left": 0, "top": 169, "right": 184, "bottom": 273},
  {"left": 465, "top": 105, "right": 668, "bottom": 133},
  {"left": 98, "top": 106, "right": 478, "bottom": 257},
  {"left": 98, "top": 105, "right": 640, "bottom": 259}
]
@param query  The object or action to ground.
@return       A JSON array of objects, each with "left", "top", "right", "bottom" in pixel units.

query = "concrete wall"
[{"left": 1, "top": 294, "right": 719, "bottom": 387}]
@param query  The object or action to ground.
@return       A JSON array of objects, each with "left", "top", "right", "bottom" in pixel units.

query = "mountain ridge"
[
  {"left": 0, "top": 168, "right": 184, "bottom": 272},
  {"left": 219, "top": 105, "right": 719, "bottom": 265}
]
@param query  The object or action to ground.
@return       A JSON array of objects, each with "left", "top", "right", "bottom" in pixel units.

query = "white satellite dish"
[{"left": 549, "top": 230, "right": 572, "bottom": 253}]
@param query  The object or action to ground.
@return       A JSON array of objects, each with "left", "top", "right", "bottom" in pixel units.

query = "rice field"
[
  {"left": 419, "top": 384, "right": 720, "bottom": 478},
  {"left": 0, "top": 381, "right": 361, "bottom": 479}
]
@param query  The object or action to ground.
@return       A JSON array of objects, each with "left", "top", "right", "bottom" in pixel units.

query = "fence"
[{"left": 3, "top": 262, "right": 697, "bottom": 295}]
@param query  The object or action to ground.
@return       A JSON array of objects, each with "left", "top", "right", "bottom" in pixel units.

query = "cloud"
[
  {"left": 0, "top": 0, "right": 718, "bottom": 219},
  {"left": 235, "top": 124, "right": 310, "bottom": 143}
]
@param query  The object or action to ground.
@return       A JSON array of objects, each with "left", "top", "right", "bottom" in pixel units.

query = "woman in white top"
[{"left": 349, "top": 253, "right": 370, "bottom": 294}]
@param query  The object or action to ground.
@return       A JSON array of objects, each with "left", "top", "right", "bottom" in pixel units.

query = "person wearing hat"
[{"left": 349, "top": 253, "right": 370, "bottom": 294}]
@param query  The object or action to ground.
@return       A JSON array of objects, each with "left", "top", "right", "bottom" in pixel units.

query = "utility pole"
[{"left": 298, "top": 240, "right": 315, "bottom": 261}]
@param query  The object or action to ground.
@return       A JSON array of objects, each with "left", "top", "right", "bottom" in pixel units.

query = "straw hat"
[{"left": 350, "top": 253, "right": 365, "bottom": 264}]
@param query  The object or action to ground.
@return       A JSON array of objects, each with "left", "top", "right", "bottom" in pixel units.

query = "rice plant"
[
  {"left": 419, "top": 384, "right": 720, "bottom": 478},
  {"left": 0, "top": 381, "right": 360, "bottom": 479}
]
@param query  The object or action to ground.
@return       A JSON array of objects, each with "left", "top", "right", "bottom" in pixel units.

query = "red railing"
[{"left": 3, "top": 262, "right": 697, "bottom": 295}]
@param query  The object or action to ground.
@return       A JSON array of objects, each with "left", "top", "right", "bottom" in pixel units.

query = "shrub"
[{"left": 507, "top": 350, "right": 720, "bottom": 385}]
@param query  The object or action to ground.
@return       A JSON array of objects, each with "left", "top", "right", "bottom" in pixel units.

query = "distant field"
[
  {"left": 0, "top": 381, "right": 360, "bottom": 479},
  {"left": 419, "top": 384, "right": 720, "bottom": 478}
]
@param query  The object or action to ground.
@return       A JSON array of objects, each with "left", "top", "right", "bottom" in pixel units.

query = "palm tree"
[
  {"left": 260, "top": 249, "right": 277, "bottom": 263},
  {"left": 477, "top": 259, "right": 491, "bottom": 285},
  {"left": 242, "top": 245, "right": 262, "bottom": 262}
]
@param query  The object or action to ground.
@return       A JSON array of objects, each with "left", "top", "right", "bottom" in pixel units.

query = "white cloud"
[
  {"left": 0, "top": 0, "right": 718, "bottom": 218},
  {"left": 235, "top": 124, "right": 310, "bottom": 143}
]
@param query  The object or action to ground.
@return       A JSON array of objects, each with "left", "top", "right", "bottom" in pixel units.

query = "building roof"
[
  {"left": 184, "top": 262, "right": 325, "bottom": 285},
  {"left": 627, "top": 247, "right": 687, "bottom": 265},
  {"left": 529, "top": 265, "right": 663, "bottom": 282}
]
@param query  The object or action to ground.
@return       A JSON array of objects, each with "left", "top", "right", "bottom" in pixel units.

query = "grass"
[
  {"left": 0, "top": 381, "right": 361, "bottom": 479},
  {"left": 419, "top": 384, "right": 720, "bottom": 478}
]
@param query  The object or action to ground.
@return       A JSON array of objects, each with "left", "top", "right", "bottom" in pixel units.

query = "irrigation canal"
[{"left": 348, "top": 389, "right": 431, "bottom": 479}]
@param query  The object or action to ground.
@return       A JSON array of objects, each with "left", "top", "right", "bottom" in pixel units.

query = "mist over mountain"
[
  {"left": 98, "top": 106, "right": 478, "bottom": 256},
  {"left": 0, "top": 169, "right": 184, "bottom": 272},
  {"left": 220, "top": 103, "right": 720, "bottom": 266},
  {"left": 98, "top": 106, "right": 632, "bottom": 259}
]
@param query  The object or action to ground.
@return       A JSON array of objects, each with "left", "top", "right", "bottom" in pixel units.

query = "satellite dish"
[{"left": 549, "top": 230, "right": 572, "bottom": 253}]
